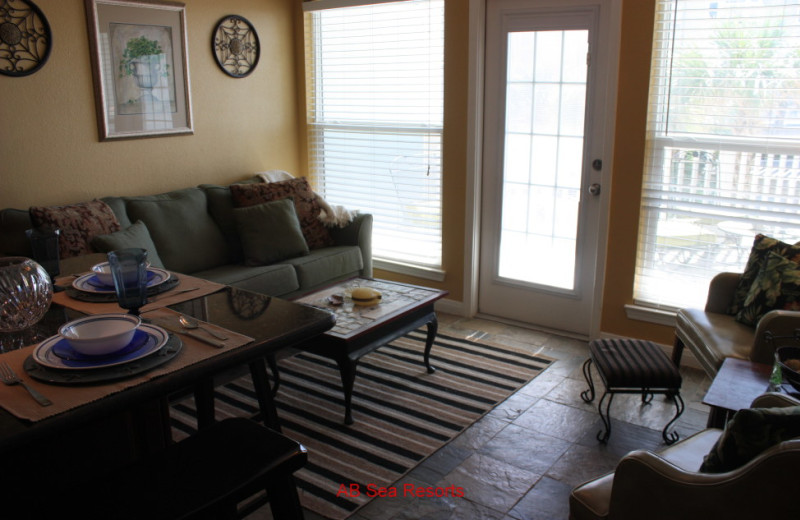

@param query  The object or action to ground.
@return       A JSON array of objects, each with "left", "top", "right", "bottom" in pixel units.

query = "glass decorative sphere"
[{"left": 0, "top": 257, "right": 53, "bottom": 333}]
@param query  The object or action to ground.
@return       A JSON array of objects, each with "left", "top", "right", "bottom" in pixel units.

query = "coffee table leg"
[
  {"left": 424, "top": 316, "right": 438, "bottom": 374},
  {"left": 336, "top": 356, "right": 358, "bottom": 425}
]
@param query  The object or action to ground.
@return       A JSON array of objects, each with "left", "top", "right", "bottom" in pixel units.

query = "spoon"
[{"left": 178, "top": 315, "right": 229, "bottom": 340}]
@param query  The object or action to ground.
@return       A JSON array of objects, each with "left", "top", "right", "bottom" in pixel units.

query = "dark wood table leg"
[
  {"left": 706, "top": 405, "right": 730, "bottom": 429},
  {"left": 424, "top": 315, "right": 438, "bottom": 374},
  {"left": 267, "top": 353, "right": 280, "bottom": 397},
  {"left": 194, "top": 378, "right": 216, "bottom": 430},
  {"left": 335, "top": 355, "right": 358, "bottom": 425},
  {"left": 250, "top": 358, "right": 283, "bottom": 432}
]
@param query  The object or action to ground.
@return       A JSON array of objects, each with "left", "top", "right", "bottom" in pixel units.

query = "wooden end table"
[
  {"left": 290, "top": 278, "right": 448, "bottom": 424},
  {"left": 702, "top": 358, "right": 771, "bottom": 428}
]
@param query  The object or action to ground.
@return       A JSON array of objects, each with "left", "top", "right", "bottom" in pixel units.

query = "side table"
[{"left": 702, "top": 357, "right": 771, "bottom": 428}]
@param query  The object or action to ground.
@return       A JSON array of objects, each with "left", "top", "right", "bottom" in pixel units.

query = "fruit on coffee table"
[{"left": 351, "top": 287, "right": 381, "bottom": 306}]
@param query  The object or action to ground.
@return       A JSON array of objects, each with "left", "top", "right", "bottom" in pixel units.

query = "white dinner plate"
[
  {"left": 33, "top": 323, "right": 169, "bottom": 370},
  {"left": 72, "top": 267, "right": 171, "bottom": 294}
]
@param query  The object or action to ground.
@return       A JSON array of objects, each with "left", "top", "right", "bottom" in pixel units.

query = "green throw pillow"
[
  {"left": 735, "top": 251, "right": 800, "bottom": 326},
  {"left": 700, "top": 406, "right": 800, "bottom": 473},
  {"left": 728, "top": 234, "right": 800, "bottom": 315},
  {"left": 91, "top": 220, "right": 166, "bottom": 269},
  {"left": 233, "top": 198, "right": 309, "bottom": 266}
]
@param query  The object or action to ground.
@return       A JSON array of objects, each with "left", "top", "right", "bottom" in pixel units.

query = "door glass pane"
[{"left": 499, "top": 29, "right": 588, "bottom": 290}]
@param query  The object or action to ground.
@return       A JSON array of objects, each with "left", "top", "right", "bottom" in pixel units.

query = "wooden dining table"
[{"left": 0, "top": 271, "right": 335, "bottom": 509}]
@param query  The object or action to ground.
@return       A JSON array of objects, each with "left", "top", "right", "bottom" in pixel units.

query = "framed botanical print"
[{"left": 84, "top": 0, "right": 193, "bottom": 140}]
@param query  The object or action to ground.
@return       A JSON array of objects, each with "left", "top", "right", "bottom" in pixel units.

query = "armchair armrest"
[
  {"left": 750, "top": 310, "right": 800, "bottom": 365},
  {"left": 704, "top": 272, "right": 741, "bottom": 313},
  {"left": 328, "top": 213, "right": 373, "bottom": 278},
  {"left": 608, "top": 441, "right": 800, "bottom": 519},
  {"left": 751, "top": 391, "right": 800, "bottom": 408}
]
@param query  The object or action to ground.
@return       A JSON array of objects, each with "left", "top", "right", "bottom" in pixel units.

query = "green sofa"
[{"left": 0, "top": 181, "right": 372, "bottom": 299}]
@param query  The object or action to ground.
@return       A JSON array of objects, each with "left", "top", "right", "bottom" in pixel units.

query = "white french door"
[{"left": 478, "top": 0, "right": 619, "bottom": 336}]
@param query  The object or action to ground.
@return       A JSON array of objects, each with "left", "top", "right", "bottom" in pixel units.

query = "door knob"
[{"left": 589, "top": 183, "right": 601, "bottom": 196}]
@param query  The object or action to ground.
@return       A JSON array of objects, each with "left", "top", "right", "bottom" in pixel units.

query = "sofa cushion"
[
  {"left": 283, "top": 245, "right": 363, "bottom": 290},
  {"left": 230, "top": 178, "right": 334, "bottom": 250},
  {"left": 728, "top": 234, "right": 800, "bottom": 315},
  {"left": 233, "top": 199, "right": 309, "bottom": 266},
  {"left": 123, "top": 188, "right": 228, "bottom": 274},
  {"left": 675, "top": 307, "right": 754, "bottom": 376},
  {"left": 90, "top": 220, "right": 166, "bottom": 269},
  {"left": 192, "top": 263, "right": 299, "bottom": 297},
  {"left": 29, "top": 200, "right": 121, "bottom": 259},
  {"left": 736, "top": 251, "right": 800, "bottom": 326},
  {"left": 700, "top": 405, "right": 800, "bottom": 473}
]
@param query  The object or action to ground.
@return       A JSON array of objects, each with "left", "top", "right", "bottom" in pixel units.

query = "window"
[
  {"left": 634, "top": 0, "right": 800, "bottom": 310},
  {"left": 303, "top": 0, "right": 444, "bottom": 277}
]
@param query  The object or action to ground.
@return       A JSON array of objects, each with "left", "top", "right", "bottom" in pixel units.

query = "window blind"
[
  {"left": 303, "top": 0, "right": 444, "bottom": 271},
  {"left": 634, "top": 0, "right": 800, "bottom": 309}
]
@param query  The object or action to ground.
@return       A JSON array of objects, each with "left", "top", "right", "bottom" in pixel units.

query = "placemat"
[
  {"left": 51, "top": 273, "right": 225, "bottom": 316},
  {"left": 0, "top": 311, "right": 254, "bottom": 423}
]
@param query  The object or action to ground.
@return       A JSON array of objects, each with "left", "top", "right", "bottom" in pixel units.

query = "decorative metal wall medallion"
[
  {"left": 0, "top": 0, "right": 51, "bottom": 76},
  {"left": 212, "top": 15, "right": 259, "bottom": 78}
]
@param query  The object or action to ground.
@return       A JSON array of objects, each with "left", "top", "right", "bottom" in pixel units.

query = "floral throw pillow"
[
  {"left": 230, "top": 178, "right": 334, "bottom": 250},
  {"left": 735, "top": 251, "right": 800, "bottom": 327},
  {"left": 29, "top": 200, "right": 121, "bottom": 259},
  {"left": 728, "top": 234, "right": 800, "bottom": 315}
]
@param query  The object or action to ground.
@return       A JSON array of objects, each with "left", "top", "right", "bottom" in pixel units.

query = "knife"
[{"left": 151, "top": 320, "right": 226, "bottom": 348}]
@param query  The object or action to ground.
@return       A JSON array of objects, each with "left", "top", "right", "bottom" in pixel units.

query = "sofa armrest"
[
  {"left": 749, "top": 309, "right": 800, "bottom": 365},
  {"left": 705, "top": 272, "right": 741, "bottom": 313},
  {"left": 328, "top": 213, "right": 373, "bottom": 278}
]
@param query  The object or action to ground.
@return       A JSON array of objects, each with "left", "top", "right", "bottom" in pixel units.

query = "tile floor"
[{"left": 248, "top": 313, "right": 713, "bottom": 520}]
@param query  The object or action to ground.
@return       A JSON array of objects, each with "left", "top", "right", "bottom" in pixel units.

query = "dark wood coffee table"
[
  {"left": 702, "top": 358, "right": 771, "bottom": 428},
  {"left": 291, "top": 278, "right": 448, "bottom": 424}
]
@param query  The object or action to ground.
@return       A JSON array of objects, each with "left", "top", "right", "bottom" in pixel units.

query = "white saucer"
[
  {"left": 33, "top": 324, "right": 169, "bottom": 370},
  {"left": 72, "top": 268, "right": 171, "bottom": 294}
]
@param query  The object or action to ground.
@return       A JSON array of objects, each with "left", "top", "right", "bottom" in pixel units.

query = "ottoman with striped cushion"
[{"left": 581, "top": 338, "right": 684, "bottom": 445}]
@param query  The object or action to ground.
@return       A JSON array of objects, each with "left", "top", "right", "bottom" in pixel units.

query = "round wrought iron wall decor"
[
  {"left": 0, "top": 0, "right": 51, "bottom": 77},
  {"left": 212, "top": 15, "right": 259, "bottom": 78}
]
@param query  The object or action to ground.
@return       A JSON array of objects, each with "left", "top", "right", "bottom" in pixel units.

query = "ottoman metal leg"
[
  {"left": 581, "top": 358, "right": 595, "bottom": 403},
  {"left": 596, "top": 391, "right": 614, "bottom": 443},
  {"left": 662, "top": 391, "right": 685, "bottom": 445}
]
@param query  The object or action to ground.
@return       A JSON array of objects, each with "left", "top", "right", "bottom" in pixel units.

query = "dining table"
[{"left": 0, "top": 264, "right": 335, "bottom": 511}]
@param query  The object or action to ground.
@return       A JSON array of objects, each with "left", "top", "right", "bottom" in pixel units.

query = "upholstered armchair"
[
  {"left": 672, "top": 271, "right": 800, "bottom": 376},
  {"left": 569, "top": 393, "right": 800, "bottom": 520}
]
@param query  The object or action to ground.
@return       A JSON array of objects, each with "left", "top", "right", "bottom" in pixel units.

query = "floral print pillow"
[
  {"left": 230, "top": 178, "right": 334, "bottom": 250},
  {"left": 735, "top": 251, "right": 800, "bottom": 327},
  {"left": 29, "top": 200, "right": 121, "bottom": 259},
  {"left": 728, "top": 234, "right": 800, "bottom": 315}
]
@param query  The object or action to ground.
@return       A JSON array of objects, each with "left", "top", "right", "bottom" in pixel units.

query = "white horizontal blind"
[
  {"left": 635, "top": 0, "right": 800, "bottom": 309},
  {"left": 304, "top": 0, "right": 444, "bottom": 269}
]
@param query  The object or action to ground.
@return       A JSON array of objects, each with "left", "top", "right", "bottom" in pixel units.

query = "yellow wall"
[
  {"left": 2, "top": 0, "right": 670, "bottom": 343},
  {"left": 0, "top": 0, "right": 301, "bottom": 207}
]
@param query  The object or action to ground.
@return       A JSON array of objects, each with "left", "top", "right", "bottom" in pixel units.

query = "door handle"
[{"left": 589, "top": 183, "right": 601, "bottom": 196}]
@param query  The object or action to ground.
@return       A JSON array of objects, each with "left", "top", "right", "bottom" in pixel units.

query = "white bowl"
[
  {"left": 59, "top": 314, "right": 142, "bottom": 356},
  {"left": 92, "top": 261, "right": 150, "bottom": 287}
]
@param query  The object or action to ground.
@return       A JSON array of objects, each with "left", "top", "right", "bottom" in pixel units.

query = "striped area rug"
[{"left": 169, "top": 329, "right": 553, "bottom": 519}]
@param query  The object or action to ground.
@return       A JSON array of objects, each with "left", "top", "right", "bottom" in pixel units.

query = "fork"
[{"left": 0, "top": 362, "right": 52, "bottom": 407}]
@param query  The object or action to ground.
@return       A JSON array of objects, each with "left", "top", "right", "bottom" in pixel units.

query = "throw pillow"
[
  {"left": 728, "top": 234, "right": 800, "bottom": 315},
  {"left": 700, "top": 405, "right": 800, "bottom": 473},
  {"left": 29, "top": 200, "right": 121, "bottom": 259},
  {"left": 233, "top": 199, "right": 309, "bottom": 266},
  {"left": 230, "top": 178, "right": 335, "bottom": 250},
  {"left": 736, "top": 251, "right": 800, "bottom": 326},
  {"left": 90, "top": 220, "right": 166, "bottom": 269},
  {"left": 123, "top": 188, "right": 229, "bottom": 275}
]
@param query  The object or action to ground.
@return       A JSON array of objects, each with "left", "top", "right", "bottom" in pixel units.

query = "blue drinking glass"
[{"left": 107, "top": 248, "right": 149, "bottom": 315}]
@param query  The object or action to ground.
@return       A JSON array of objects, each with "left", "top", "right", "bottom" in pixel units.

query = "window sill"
[
  {"left": 624, "top": 304, "right": 677, "bottom": 327},
  {"left": 374, "top": 258, "right": 445, "bottom": 282}
]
